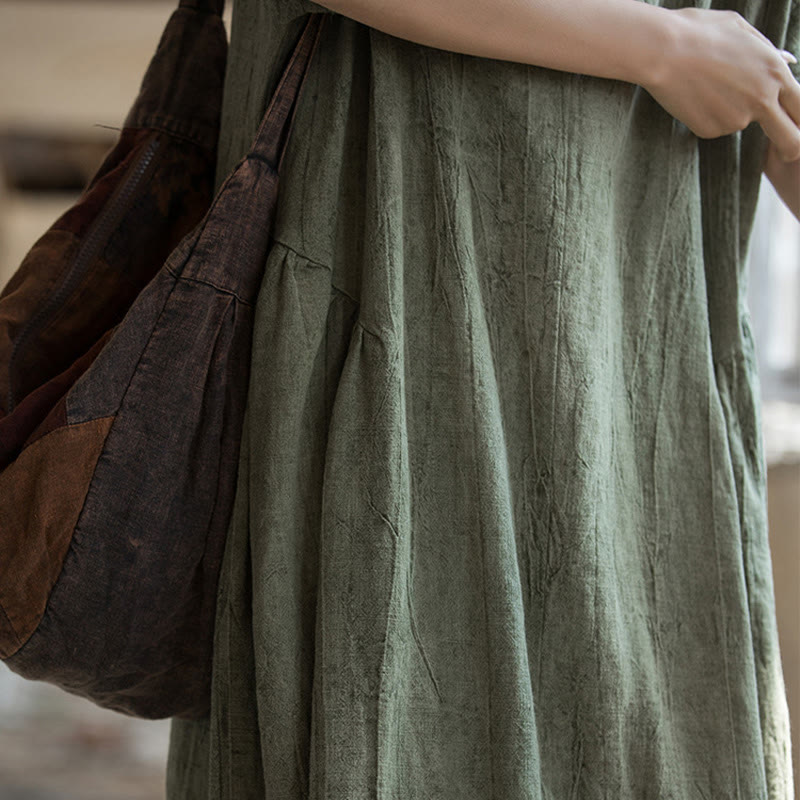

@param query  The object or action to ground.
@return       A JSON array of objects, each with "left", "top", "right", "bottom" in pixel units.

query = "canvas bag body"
[{"left": 0, "top": 0, "right": 326, "bottom": 720}]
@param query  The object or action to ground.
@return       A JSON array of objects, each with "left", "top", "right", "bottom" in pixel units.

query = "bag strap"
[
  {"left": 249, "top": 13, "right": 327, "bottom": 173},
  {"left": 174, "top": 0, "right": 324, "bottom": 172},
  {"left": 179, "top": 0, "right": 224, "bottom": 15}
]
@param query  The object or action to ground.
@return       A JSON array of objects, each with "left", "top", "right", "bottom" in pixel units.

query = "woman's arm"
[
  {"left": 763, "top": 138, "right": 800, "bottom": 222},
  {"left": 308, "top": 0, "right": 673, "bottom": 87}
]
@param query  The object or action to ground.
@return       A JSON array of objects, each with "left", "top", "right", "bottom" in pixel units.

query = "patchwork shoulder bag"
[{"left": 0, "top": 0, "right": 327, "bottom": 719}]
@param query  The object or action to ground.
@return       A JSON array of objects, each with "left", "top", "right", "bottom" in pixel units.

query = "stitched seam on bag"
[
  {"left": 0, "top": 599, "right": 22, "bottom": 651},
  {"left": 163, "top": 265, "right": 252, "bottom": 306},
  {"left": 123, "top": 115, "right": 217, "bottom": 152}
]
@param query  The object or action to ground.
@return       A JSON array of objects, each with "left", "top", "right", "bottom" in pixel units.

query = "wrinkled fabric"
[{"left": 166, "top": 0, "right": 799, "bottom": 796}]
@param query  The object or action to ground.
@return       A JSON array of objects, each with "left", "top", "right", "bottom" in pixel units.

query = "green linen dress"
[{"left": 166, "top": 0, "right": 799, "bottom": 796}]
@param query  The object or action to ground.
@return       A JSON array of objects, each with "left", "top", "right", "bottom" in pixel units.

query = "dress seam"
[
  {"left": 269, "top": 236, "right": 330, "bottom": 270},
  {"left": 268, "top": 236, "right": 360, "bottom": 307},
  {"left": 713, "top": 347, "right": 750, "bottom": 370}
]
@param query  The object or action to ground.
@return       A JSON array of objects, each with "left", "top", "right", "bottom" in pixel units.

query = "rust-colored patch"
[
  {"left": 0, "top": 326, "right": 117, "bottom": 470},
  {"left": 0, "top": 415, "right": 114, "bottom": 658}
]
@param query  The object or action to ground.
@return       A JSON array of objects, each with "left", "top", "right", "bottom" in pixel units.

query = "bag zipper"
[{"left": 6, "top": 132, "right": 163, "bottom": 414}]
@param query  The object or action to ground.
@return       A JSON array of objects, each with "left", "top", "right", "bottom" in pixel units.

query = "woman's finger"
[
  {"left": 779, "top": 76, "right": 800, "bottom": 127},
  {"left": 759, "top": 99, "right": 800, "bottom": 161}
]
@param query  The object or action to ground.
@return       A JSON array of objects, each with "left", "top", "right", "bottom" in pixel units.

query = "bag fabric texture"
[{"left": 0, "top": 0, "right": 326, "bottom": 720}]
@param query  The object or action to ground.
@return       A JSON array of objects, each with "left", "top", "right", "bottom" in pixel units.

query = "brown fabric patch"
[
  {"left": 0, "top": 415, "right": 114, "bottom": 658},
  {"left": 0, "top": 324, "right": 117, "bottom": 470}
]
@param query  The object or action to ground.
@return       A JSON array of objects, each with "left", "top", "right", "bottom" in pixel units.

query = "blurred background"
[{"left": 0, "top": 1, "right": 797, "bottom": 798}]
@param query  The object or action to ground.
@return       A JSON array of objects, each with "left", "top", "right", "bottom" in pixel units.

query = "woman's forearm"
[{"left": 311, "top": 0, "right": 676, "bottom": 87}]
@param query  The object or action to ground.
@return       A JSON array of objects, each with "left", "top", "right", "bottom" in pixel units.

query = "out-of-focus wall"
[
  {"left": 0, "top": 1, "right": 180, "bottom": 135},
  {"left": 766, "top": 453, "right": 800, "bottom": 793}
]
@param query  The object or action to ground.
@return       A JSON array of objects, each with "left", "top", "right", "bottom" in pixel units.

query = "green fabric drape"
[{"left": 166, "top": 0, "right": 799, "bottom": 796}]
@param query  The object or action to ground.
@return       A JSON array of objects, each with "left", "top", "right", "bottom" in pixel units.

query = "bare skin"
[
  {"left": 763, "top": 138, "right": 800, "bottom": 219},
  {"left": 647, "top": 7, "right": 800, "bottom": 220},
  {"left": 310, "top": 0, "right": 800, "bottom": 220}
]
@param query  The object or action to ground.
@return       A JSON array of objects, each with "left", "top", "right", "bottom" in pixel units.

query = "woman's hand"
[{"left": 643, "top": 7, "right": 800, "bottom": 162}]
